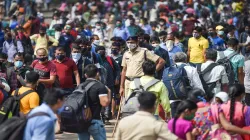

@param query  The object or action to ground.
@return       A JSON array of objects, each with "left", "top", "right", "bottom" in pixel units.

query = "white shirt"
[
  {"left": 176, "top": 62, "right": 205, "bottom": 92},
  {"left": 201, "top": 60, "right": 229, "bottom": 94}
]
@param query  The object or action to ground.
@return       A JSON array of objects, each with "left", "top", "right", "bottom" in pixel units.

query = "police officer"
[{"left": 120, "top": 36, "right": 166, "bottom": 98}]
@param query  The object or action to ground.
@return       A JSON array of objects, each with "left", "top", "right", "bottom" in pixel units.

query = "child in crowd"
[{"left": 168, "top": 100, "right": 200, "bottom": 140}]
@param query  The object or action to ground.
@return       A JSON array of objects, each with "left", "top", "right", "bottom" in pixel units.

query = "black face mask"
[
  {"left": 40, "top": 33, "right": 45, "bottom": 36},
  {"left": 56, "top": 54, "right": 65, "bottom": 61},
  {"left": 98, "top": 52, "right": 105, "bottom": 58},
  {"left": 37, "top": 57, "right": 48, "bottom": 62}
]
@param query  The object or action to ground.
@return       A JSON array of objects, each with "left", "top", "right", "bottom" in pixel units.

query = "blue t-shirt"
[{"left": 209, "top": 36, "right": 225, "bottom": 51}]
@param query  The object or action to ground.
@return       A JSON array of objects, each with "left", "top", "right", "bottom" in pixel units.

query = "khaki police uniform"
[{"left": 121, "top": 47, "right": 159, "bottom": 98}]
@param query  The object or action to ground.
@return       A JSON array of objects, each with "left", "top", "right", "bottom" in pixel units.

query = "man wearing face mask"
[
  {"left": 111, "top": 42, "right": 123, "bottom": 68},
  {"left": 96, "top": 45, "right": 120, "bottom": 124},
  {"left": 93, "top": 22, "right": 107, "bottom": 43},
  {"left": 31, "top": 48, "right": 57, "bottom": 88},
  {"left": 188, "top": 26, "right": 209, "bottom": 67},
  {"left": 2, "top": 32, "right": 24, "bottom": 64},
  {"left": 8, "top": 53, "right": 32, "bottom": 88},
  {"left": 11, "top": 71, "right": 40, "bottom": 116},
  {"left": 126, "top": 18, "right": 142, "bottom": 37},
  {"left": 158, "top": 31, "right": 168, "bottom": 48},
  {"left": 52, "top": 47, "right": 80, "bottom": 94},
  {"left": 150, "top": 36, "right": 170, "bottom": 79},
  {"left": 165, "top": 34, "right": 182, "bottom": 65},
  {"left": 208, "top": 26, "right": 226, "bottom": 51},
  {"left": 30, "top": 26, "right": 58, "bottom": 57},
  {"left": 120, "top": 36, "right": 166, "bottom": 98},
  {"left": 58, "top": 25, "right": 75, "bottom": 58},
  {"left": 71, "top": 44, "right": 91, "bottom": 83},
  {"left": 113, "top": 19, "right": 128, "bottom": 41}
]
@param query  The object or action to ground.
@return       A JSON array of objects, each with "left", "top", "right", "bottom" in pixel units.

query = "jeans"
[
  {"left": 189, "top": 62, "right": 201, "bottom": 68},
  {"left": 78, "top": 120, "right": 106, "bottom": 140},
  {"left": 170, "top": 101, "right": 181, "bottom": 117},
  {"left": 103, "top": 86, "right": 114, "bottom": 120}
]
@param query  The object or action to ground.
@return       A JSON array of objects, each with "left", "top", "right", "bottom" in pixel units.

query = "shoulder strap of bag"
[
  {"left": 144, "top": 50, "right": 147, "bottom": 61},
  {"left": 227, "top": 52, "right": 238, "bottom": 60},
  {"left": 15, "top": 89, "right": 35, "bottom": 100},
  {"left": 134, "top": 78, "right": 142, "bottom": 90},
  {"left": 143, "top": 79, "right": 160, "bottom": 91},
  {"left": 82, "top": 81, "right": 97, "bottom": 92},
  {"left": 27, "top": 112, "right": 50, "bottom": 119},
  {"left": 201, "top": 63, "right": 218, "bottom": 75},
  {"left": 106, "top": 56, "right": 114, "bottom": 69}
]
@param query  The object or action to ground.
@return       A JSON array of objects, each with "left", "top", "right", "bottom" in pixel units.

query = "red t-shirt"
[
  {"left": 52, "top": 58, "right": 78, "bottom": 89},
  {"left": 31, "top": 60, "right": 57, "bottom": 88}
]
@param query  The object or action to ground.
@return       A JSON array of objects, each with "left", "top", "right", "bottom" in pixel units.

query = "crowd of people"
[{"left": 0, "top": 0, "right": 250, "bottom": 140}]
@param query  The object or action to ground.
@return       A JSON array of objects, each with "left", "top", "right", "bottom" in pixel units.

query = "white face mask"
[
  {"left": 72, "top": 53, "right": 81, "bottom": 63},
  {"left": 152, "top": 43, "right": 160, "bottom": 48},
  {"left": 166, "top": 40, "right": 174, "bottom": 51},
  {"left": 96, "top": 26, "right": 101, "bottom": 30},
  {"left": 93, "top": 40, "right": 100, "bottom": 45},
  {"left": 127, "top": 43, "right": 137, "bottom": 51}
]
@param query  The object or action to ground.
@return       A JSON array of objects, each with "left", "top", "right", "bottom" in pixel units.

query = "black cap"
[
  {"left": 110, "top": 36, "right": 123, "bottom": 42},
  {"left": 126, "top": 36, "right": 138, "bottom": 41}
]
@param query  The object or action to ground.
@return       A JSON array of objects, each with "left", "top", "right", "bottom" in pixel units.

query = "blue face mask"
[{"left": 14, "top": 61, "right": 23, "bottom": 69}]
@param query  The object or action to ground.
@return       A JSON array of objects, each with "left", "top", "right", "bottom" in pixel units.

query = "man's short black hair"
[
  {"left": 95, "top": 45, "right": 105, "bottom": 52},
  {"left": 84, "top": 64, "right": 98, "bottom": 78},
  {"left": 150, "top": 36, "right": 160, "bottom": 43},
  {"left": 142, "top": 60, "right": 156, "bottom": 76},
  {"left": 227, "top": 38, "right": 239, "bottom": 47},
  {"left": 138, "top": 91, "right": 157, "bottom": 110},
  {"left": 205, "top": 49, "right": 217, "bottom": 61},
  {"left": 26, "top": 71, "right": 40, "bottom": 84},
  {"left": 55, "top": 47, "right": 65, "bottom": 52},
  {"left": 0, "top": 53, "right": 7, "bottom": 60},
  {"left": 43, "top": 88, "right": 65, "bottom": 106},
  {"left": 158, "top": 31, "right": 167, "bottom": 37},
  {"left": 13, "top": 52, "right": 24, "bottom": 59},
  {"left": 194, "top": 26, "right": 203, "bottom": 32},
  {"left": 72, "top": 43, "right": 81, "bottom": 50}
]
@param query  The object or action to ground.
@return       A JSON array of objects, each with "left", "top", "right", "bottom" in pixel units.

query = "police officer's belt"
[{"left": 125, "top": 76, "right": 142, "bottom": 81}]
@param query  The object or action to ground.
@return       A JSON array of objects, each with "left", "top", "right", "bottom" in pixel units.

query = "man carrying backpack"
[
  {"left": 126, "top": 60, "right": 171, "bottom": 119},
  {"left": 23, "top": 88, "right": 65, "bottom": 140},
  {"left": 11, "top": 71, "right": 39, "bottom": 116},
  {"left": 217, "top": 38, "right": 245, "bottom": 84},
  {"left": 163, "top": 52, "right": 204, "bottom": 116},
  {"left": 76, "top": 64, "right": 111, "bottom": 140},
  {"left": 198, "top": 49, "right": 229, "bottom": 99}
]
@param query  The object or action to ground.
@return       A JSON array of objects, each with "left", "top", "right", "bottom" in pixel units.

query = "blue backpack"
[{"left": 162, "top": 64, "right": 191, "bottom": 100}]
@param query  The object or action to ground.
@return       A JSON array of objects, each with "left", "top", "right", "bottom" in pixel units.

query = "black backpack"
[
  {"left": 217, "top": 52, "right": 238, "bottom": 85},
  {"left": 0, "top": 89, "right": 34, "bottom": 124},
  {"left": 197, "top": 63, "right": 218, "bottom": 99},
  {"left": 0, "top": 112, "right": 49, "bottom": 140},
  {"left": 60, "top": 81, "right": 97, "bottom": 133}
]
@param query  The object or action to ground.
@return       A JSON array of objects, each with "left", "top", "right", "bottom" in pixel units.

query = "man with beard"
[{"left": 96, "top": 45, "right": 120, "bottom": 125}]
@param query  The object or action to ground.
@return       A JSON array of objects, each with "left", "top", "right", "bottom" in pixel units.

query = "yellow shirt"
[
  {"left": 188, "top": 36, "right": 209, "bottom": 63},
  {"left": 12, "top": 86, "right": 39, "bottom": 115},
  {"left": 30, "top": 34, "right": 59, "bottom": 55},
  {"left": 128, "top": 76, "right": 171, "bottom": 114}
]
